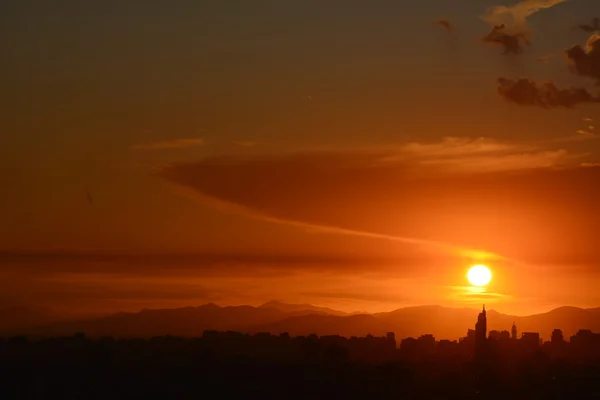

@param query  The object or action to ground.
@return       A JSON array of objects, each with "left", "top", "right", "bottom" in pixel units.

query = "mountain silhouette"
[
  {"left": 259, "top": 300, "right": 349, "bottom": 316},
  {"left": 0, "top": 306, "right": 63, "bottom": 332},
  {"left": 3, "top": 303, "right": 600, "bottom": 341}
]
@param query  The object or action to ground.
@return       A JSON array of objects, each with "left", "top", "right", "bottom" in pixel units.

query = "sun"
[{"left": 467, "top": 264, "right": 492, "bottom": 287}]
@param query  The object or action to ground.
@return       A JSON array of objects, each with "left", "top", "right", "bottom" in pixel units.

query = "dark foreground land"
[{"left": 1, "top": 331, "right": 600, "bottom": 399}]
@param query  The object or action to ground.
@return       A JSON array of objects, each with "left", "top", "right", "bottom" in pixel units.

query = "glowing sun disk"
[{"left": 467, "top": 265, "right": 492, "bottom": 287}]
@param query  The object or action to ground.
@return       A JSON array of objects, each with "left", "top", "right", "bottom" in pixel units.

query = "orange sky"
[{"left": 1, "top": 0, "right": 600, "bottom": 316}]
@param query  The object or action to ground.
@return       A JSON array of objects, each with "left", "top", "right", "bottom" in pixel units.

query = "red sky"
[{"left": 1, "top": 0, "right": 599, "bottom": 316}]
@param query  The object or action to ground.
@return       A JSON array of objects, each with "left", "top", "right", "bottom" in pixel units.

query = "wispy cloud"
[
  {"left": 576, "top": 129, "right": 597, "bottom": 139},
  {"left": 535, "top": 53, "right": 559, "bottom": 63},
  {"left": 156, "top": 140, "right": 600, "bottom": 268},
  {"left": 433, "top": 19, "right": 455, "bottom": 33},
  {"left": 383, "top": 137, "right": 577, "bottom": 173},
  {"left": 131, "top": 138, "right": 205, "bottom": 150},
  {"left": 417, "top": 149, "right": 574, "bottom": 173},
  {"left": 399, "top": 137, "right": 516, "bottom": 158},
  {"left": 573, "top": 17, "right": 600, "bottom": 34},
  {"left": 232, "top": 141, "right": 257, "bottom": 148}
]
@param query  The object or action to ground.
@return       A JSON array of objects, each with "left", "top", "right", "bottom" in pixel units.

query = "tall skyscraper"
[
  {"left": 511, "top": 321, "right": 518, "bottom": 340},
  {"left": 551, "top": 329, "right": 564, "bottom": 344},
  {"left": 475, "top": 305, "right": 487, "bottom": 358},
  {"left": 475, "top": 305, "right": 487, "bottom": 342}
]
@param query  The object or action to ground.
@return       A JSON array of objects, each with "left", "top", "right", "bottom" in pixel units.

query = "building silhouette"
[
  {"left": 511, "top": 321, "right": 517, "bottom": 340},
  {"left": 521, "top": 332, "right": 541, "bottom": 346},
  {"left": 475, "top": 305, "right": 487, "bottom": 357},
  {"left": 551, "top": 329, "right": 564, "bottom": 344},
  {"left": 386, "top": 332, "right": 396, "bottom": 348},
  {"left": 475, "top": 305, "right": 487, "bottom": 341},
  {"left": 489, "top": 329, "right": 510, "bottom": 340}
]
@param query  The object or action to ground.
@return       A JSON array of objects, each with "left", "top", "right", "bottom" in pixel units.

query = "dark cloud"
[
  {"left": 131, "top": 138, "right": 205, "bottom": 150},
  {"left": 573, "top": 17, "right": 600, "bottom": 33},
  {"left": 483, "top": 24, "right": 529, "bottom": 54},
  {"left": 158, "top": 152, "right": 600, "bottom": 267},
  {"left": 301, "top": 290, "right": 408, "bottom": 304},
  {"left": 497, "top": 78, "right": 600, "bottom": 108},
  {"left": 0, "top": 252, "right": 435, "bottom": 277},
  {"left": 566, "top": 34, "right": 600, "bottom": 84}
]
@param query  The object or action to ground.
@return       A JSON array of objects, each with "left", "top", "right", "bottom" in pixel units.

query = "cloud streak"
[
  {"left": 380, "top": 137, "right": 577, "bottom": 173},
  {"left": 232, "top": 141, "right": 257, "bottom": 148},
  {"left": 573, "top": 17, "right": 599, "bottom": 34},
  {"left": 433, "top": 19, "right": 455, "bottom": 33},
  {"left": 156, "top": 142, "right": 600, "bottom": 267},
  {"left": 131, "top": 138, "right": 205, "bottom": 150}
]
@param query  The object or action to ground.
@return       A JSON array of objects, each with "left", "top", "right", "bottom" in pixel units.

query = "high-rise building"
[
  {"left": 475, "top": 305, "right": 487, "bottom": 357},
  {"left": 551, "top": 329, "right": 564, "bottom": 344},
  {"left": 521, "top": 332, "right": 541, "bottom": 346},
  {"left": 488, "top": 330, "right": 501, "bottom": 340},
  {"left": 489, "top": 330, "right": 511, "bottom": 340},
  {"left": 511, "top": 321, "right": 518, "bottom": 340},
  {"left": 386, "top": 332, "right": 397, "bottom": 349},
  {"left": 475, "top": 305, "right": 487, "bottom": 343}
]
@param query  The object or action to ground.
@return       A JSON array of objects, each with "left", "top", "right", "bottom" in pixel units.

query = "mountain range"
[{"left": 2, "top": 302, "right": 600, "bottom": 341}]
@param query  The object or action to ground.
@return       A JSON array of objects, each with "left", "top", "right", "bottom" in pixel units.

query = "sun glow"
[{"left": 467, "top": 264, "right": 492, "bottom": 287}]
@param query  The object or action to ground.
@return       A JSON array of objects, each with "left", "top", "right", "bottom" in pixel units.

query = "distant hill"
[
  {"left": 3, "top": 303, "right": 600, "bottom": 341},
  {"left": 502, "top": 307, "right": 600, "bottom": 340},
  {"left": 374, "top": 305, "right": 482, "bottom": 340},
  {"left": 10, "top": 302, "right": 349, "bottom": 338},
  {"left": 0, "top": 306, "right": 62, "bottom": 333},
  {"left": 19, "top": 304, "right": 288, "bottom": 338},
  {"left": 259, "top": 300, "right": 349, "bottom": 317}
]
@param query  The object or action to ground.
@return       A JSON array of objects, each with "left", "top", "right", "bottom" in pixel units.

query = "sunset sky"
[{"left": 2, "top": 0, "right": 600, "bottom": 316}]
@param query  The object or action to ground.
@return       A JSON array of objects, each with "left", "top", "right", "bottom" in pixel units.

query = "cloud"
[
  {"left": 573, "top": 17, "right": 600, "bottom": 33},
  {"left": 483, "top": 25, "right": 529, "bottom": 54},
  {"left": 381, "top": 137, "right": 576, "bottom": 174},
  {"left": 416, "top": 149, "right": 574, "bottom": 173},
  {"left": 0, "top": 252, "right": 417, "bottom": 277},
  {"left": 497, "top": 78, "right": 600, "bottom": 108},
  {"left": 301, "top": 290, "right": 408, "bottom": 304},
  {"left": 576, "top": 129, "right": 597, "bottom": 139},
  {"left": 156, "top": 144, "right": 600, "bottom": 267},
  {"left": 131, "top": 138, "right": 205, "bottom": 150},
  {"left": 482, "top": 0, "right": 567, "bottom": 31},
  {"left": 398, "top": 137, "right": 516, "bottom": 158},
  {"left": 536, "top": 53, "right": 559, "bottom": 64},
  {"left": 566, "top": 34, "right": 600, "bottom": 84},
  {"left": 481, "top": 0, "right": 566, "bottom": 53},
  {"left": 433, "top": 19, "right": 455, "bottom": 33},
  {"left": 232, "top": 141, "right": 257, "bottom": 148}
]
